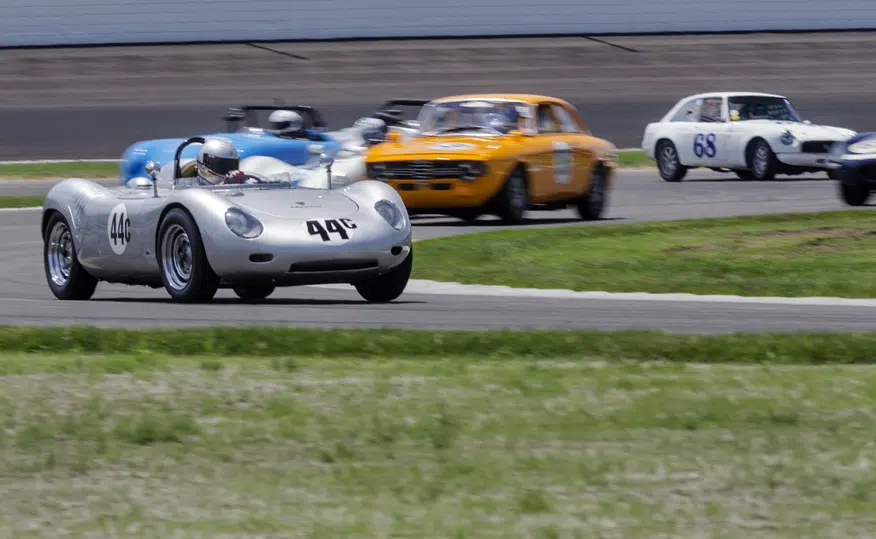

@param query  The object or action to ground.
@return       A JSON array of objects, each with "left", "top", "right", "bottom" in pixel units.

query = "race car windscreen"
[
  {"left": 727, "top": 96, "right": 802, "bottom": 122},
  {"left": 418, "top": 100, "right": 527, "bottom": 135}
]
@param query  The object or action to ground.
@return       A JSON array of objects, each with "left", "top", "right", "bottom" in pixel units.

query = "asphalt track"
[{"left": 3, "top": 31, "right": 876, "bottom": 332}]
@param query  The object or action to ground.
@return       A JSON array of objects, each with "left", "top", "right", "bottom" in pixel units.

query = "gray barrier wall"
[{"left": 2, "top": 0, "right": 875, "bottom": 47}]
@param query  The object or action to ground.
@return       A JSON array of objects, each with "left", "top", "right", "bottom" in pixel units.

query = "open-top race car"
[
  {"left": 43, "top": 136, "right": 413, "bottom": 304},
  {"left": 118, "top": 100, "right": 429, "bottom": 186},
  {"left": 642, "top": 92, "right": 856, "bottom": 181},
  {"left": 824, "top": 132, "right": 876, "bottom": 206}
]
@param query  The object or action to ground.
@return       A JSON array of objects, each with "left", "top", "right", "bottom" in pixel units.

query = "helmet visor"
[{"left": 201, "top": 154, "right": 238, "bottom": 176}]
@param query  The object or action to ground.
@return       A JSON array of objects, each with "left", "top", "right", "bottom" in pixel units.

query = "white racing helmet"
[
  {"left": 354, "top": 116, "right": 388, "bottom": 145},
  {"left": 196, "top": 138, "right": 240, "bottom": 185},
  {"left": 268, "top": 109, "right": 304, "bottom": 136}
]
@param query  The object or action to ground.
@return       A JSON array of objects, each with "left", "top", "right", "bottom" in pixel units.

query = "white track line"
[
  {"left": 0, "top": 207, "right": 41, "bottom": 212},
  {"left": 313, "top": 280, "right": 876, "bottom": 307}
]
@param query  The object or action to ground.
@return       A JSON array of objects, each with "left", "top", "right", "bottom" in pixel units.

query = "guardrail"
[{"left": 2, "top": 0, "right": 875, "bottom": 47}]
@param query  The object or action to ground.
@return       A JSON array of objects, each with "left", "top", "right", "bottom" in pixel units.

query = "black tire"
[
  {"left": 43, "top": 212, "right": 98, "bottom": 300},
  {"left": 734, "top": 170, "right": 756, "bottom": 181},
  {"left": 656, "top": 140, "right": 687, "bottom": 182},
  {"left": 494, "top": 166, "right": 528, "bottom": 224},
  {"left": 448, "top": 208, "right": 482, "bottom": 223},
  {"left": 355, "top": 250, "right": 413, "bottom": 303},
  {"left": 576, "top": 163, "right": 608, "bottom": 220},
  {"left": 748, "top": 139, "right": 778, "bottom": 181},
  {"left": 156, "top": 208, "right": 219, "bottom": 303},
  {"left": 233, "top": 284, "right": 275, "bottom": 302},
  {"left": 838, "top": 179, "right": 872, "bottom": 206}
]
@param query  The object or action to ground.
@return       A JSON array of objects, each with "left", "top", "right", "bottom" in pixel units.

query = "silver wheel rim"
[
  {"left": 47, "top": 222, "right": 74, "bottom": 287},
  {"left": 509, "top": 173, "right": 526, "bottom": 212},
  {"left": 161, "top": 224, "right": 193, "bottom": 291},
  {"left": 753, "top": 145, "right": 769, "bottom": 177},
  {"left": 659, "top": 145, "right": 677, "bottom": 177}
]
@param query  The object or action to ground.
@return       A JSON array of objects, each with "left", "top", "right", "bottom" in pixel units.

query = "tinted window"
[{"left": 670, "top": 98, "right": 702, "bottom": 122}]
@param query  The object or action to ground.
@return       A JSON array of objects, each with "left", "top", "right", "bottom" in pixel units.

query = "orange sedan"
[{"left": 363, "top": 94, "right": 618, "bottom": 224}]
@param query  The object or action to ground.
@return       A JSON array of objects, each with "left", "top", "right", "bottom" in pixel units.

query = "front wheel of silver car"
[
  {"left": 43, "top": 212, "right": 98, "bottom": 300},
  {"left": 748, "top": 139, "right": 778, "bottom": 181},
  {"left": 354, "top": 250, "right": 413, "bottom": 303},
  {"left": 157, "top": 208, "right": 219, "bottom": 303},
  {"left": 233, "top": 284, "right": 275, "bottom": 303}
]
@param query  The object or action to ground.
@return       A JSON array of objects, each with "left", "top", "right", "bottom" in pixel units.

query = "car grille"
[
  {"left": 801, "top": 141, "right": 833, "bottom": 153},
  {"left": 383, "top": 160, "right": 465, "bottom": 180}
]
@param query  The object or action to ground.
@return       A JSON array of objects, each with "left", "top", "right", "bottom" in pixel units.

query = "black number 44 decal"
[
  {"left": 306, "top": 218, "right": 357, "bottom": 241},
  {"left": 110, "top": 212, "right": 131, "bottom": 245}
]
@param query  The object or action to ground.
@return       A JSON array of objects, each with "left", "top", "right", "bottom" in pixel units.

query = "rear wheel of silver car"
[
  {"left": 657, "top": 141, "right": 687, "bottom": 182},
  {"left": 355, "top": 249, "right": 413, "bottom": 303},
  {"left": 576, "top": 163, "right": 607, "bottom": 220},
  {"left": 157, "top": 208, "right": 218, "bottom": 303},
  {"left": 233, "top": 284, "right": 275, "bottom": 303},
  {"left": 495, "top": 166, "right": 528, "bottom": 224},
  {"left": 43, "top": 212, "right": 98, "bottom": 300},
  {"left": 748, "top": 139, "right": 778, "bottom": 181}
]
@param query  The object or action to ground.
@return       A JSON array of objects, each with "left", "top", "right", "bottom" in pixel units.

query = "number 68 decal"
[
  {"left": 693, "top": 133, "right": 717, "bottom": 158},
  {"left": 306, "top": 218, "right": 356, "bottom": 242}
]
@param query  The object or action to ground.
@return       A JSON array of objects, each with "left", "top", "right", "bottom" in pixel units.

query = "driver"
[
  {"left": 195, "top": 138, "right": 264, "bottom": 185},
  {"left": 353, "top": 117, "right": 388, "bottom": 146},
  {"left": 268, "top": 109, "right": 323, "bottom": 141}
]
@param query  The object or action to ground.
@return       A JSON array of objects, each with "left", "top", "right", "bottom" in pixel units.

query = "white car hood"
[{"left": 741, "top": 120, "right": 855, "bottom": 140}]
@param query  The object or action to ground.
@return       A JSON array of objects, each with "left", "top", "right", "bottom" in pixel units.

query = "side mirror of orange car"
[
  {"left": 508, "top": 129, "right": 523, "bottom": 137},
  {"left": 386, "top": 131, "right": 401, "bottom": 142}
]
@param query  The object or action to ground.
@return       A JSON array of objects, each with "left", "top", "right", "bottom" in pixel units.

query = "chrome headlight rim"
[
  {"left": 780, "top": 129, "right": 794, "bottom": 145},
  {"left": 374, "top": 199, "right": 405, "bottom": 231},
  {"left": 224, "top": 207, "right": 264, "bottom": 239},
  {"left": 847, "top": 139, "right": 876, "bottom": 154}
]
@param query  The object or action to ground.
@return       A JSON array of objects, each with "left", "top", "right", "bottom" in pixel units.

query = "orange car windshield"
[{"left": 418, "top": 100, "right": 527, "bottom": 135}]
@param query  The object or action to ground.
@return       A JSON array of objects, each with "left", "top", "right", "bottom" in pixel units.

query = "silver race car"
[{"left": 42, "top": 136, "right": 413, "bottom": 303}]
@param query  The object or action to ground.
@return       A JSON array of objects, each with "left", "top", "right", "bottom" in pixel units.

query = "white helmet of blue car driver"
[
  {"left": 268, "top": 109, "right": 304, "bottom": 136},
  {"left": 196, "top": 138, "right": 240, "bottom": 185}
]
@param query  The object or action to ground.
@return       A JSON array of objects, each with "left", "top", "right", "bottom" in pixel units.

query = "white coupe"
[{"left": 641, "top": 92, "right": 856, "bottom": 181}]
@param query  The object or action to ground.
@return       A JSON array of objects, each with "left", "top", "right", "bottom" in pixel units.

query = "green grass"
[
  {"left": 0, "top": 151, "right": 652, "bottom": 181},
  {"left": 4, "top": 325, "right": 876, "bottom": 364},
  {"left": 413, "top": 210, "right": 876, "bottom": 298},
  {"left": 2, "top": 348, "right": 876, "bottom": 538},
  {"left": 0, "top": 195, "right": 45, "bottom": 208},
  {"left": 0, "top": 161, "right": 119, "bottom": 180}
]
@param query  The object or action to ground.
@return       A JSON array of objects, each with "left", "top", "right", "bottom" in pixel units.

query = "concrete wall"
[{"left": 2, "top": 0, "right": 874, "bottom": 47}]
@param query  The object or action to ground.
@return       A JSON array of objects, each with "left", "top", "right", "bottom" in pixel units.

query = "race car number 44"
[
  {"left": 107, "top": 203, "right": 131, "bottom": 255},
  {"left": 306, "top": 218, "right": 356, "bottom": 242}
]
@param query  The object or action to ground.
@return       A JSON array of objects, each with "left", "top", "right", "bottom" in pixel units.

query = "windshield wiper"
[{"left": 434, "top": 125, "right": 490, "bottom": 134}]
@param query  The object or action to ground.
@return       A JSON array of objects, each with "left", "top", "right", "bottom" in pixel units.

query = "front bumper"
[{"left": 775, "top": 152, "right": 838, "bottom": 168}]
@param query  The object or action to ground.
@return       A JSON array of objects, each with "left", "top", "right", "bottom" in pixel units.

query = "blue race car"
[
  {"left": 825, "top": 132, "right": 876, "bottom": 206},
  {"left": 119, "top": 104, "right": 342, "bottom": 184}
]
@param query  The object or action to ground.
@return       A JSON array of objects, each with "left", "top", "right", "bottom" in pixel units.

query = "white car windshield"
[
  {"left": 728, "top": 96, "right": 801, "bottom": 122},
  {"left": 418, "top": 100, "right": 526, "bottom": 135}
]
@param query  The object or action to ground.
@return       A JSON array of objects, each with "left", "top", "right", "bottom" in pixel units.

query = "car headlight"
[
  {"left": 366, "top": 163, "right": 388, "bottom": 180},
  {"left": 374, "top": 199, "right": 405, "bottom": 230},
  {"left": 847, "top": 139, "right": 876, "bottom": 154},
  {"left": 780, "top": 130, "right": 794, "bottom": 145},
  {"left": 458, "top": 161, "right": 488, "bottom": 181},
  {"left": 224, "top": 207, "right": 263, "bottom": 238}
]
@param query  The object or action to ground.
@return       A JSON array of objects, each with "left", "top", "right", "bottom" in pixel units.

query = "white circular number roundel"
[
  {"left": 553, "top": 141, "right": 572, "bottom": 184},
  {"left": 107, "top": 203, "right": 131, "bottom": 255}
]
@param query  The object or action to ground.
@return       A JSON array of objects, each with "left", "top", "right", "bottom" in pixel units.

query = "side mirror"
[
  {"left": 144, "top": 160, "right": 161, "bottom": 197},
  {"left": 320, "top": 152, "right": 334, "bottom": 189},
  {"left": 386, "top": 131, "right": 401, "bottom": 142},
  {"left": 508, "top": 129, "right": 523, "bottom": 137},
  {"left": 804, "top": 120, "right": 812, "bottom": 124}
]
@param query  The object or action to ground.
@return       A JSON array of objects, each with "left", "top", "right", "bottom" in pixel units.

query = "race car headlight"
[
  {"left": 781, "top": 130, "right": 794, "bottom": 145},
  {"left": 847, "top": 140, "right": 876, "bottom": 154},
  {"left": 374, "top": 199, "right": 405, "bottom": 230},
  {"left": 458, "top": 161, "right": 488, "bottom": 181},
  {"left": 224, "top": 207, "right": 263, "bottom": 238}
]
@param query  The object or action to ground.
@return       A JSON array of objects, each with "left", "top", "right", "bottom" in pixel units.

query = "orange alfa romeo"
[{"left": 363, "top": 94, "right": 618, "bottom": 224}]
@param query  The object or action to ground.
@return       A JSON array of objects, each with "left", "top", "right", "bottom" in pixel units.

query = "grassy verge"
[
  {"left": 2, "top": 325, "right": 876, "bottom": 364},
  {"left": 0, "top": 161, "right": 119, "bottom": 180},
  {"left": 414, "top": 210, "right": 876, "bottom": 298},
  {"left": 0, "top": 150, "right": 652, "bottom": 181},
  {"left": 0, "top": 195, "right": 45, "bottom": 208},
  {"left": 1, "top": 349, "right": 875, "bottom": 538}
]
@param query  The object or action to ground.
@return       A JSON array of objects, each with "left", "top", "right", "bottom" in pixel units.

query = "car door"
[
  {"left": 531, "top": 103, "right": 574, "bottom": 202},
  {"left": 549, "top": 103, "right": 592, "bottom": 198},
  {"left": 687, "top": 96, "right": 730, "bottom": 166}
]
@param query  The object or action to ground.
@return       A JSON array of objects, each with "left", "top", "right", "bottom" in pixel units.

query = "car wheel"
[
  {"left": 734, "top": 170, "right": 756, "bottom": 181},
  {"left": 656, "top": 141, "right": 687, "bottom": 182},
  {"left": 748, "top": 139, "right": 778, "bottom": 181},
  {"left": 43, "top": 212, "right": 98, "bottom": 300},
  {"left": 354, "top": 250, "right": 413, "bottom": 303},
  {"left": 157, "top": 208, "right": 219, "bottom": 303},
  {"left": 576, "top": 163, "right": 607, "bottom": 220},
  {"left": 837, "top": 175, "right": 872, "bottom": 206},
  {"left": 233, "top": 284, "right": 275, "bottom": 303},
  {"left": 495, "top": 166, "right": 528, "bottom": 224},
  {"left": 448, "top": 208, "right": 482, "bottom": 223}
]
